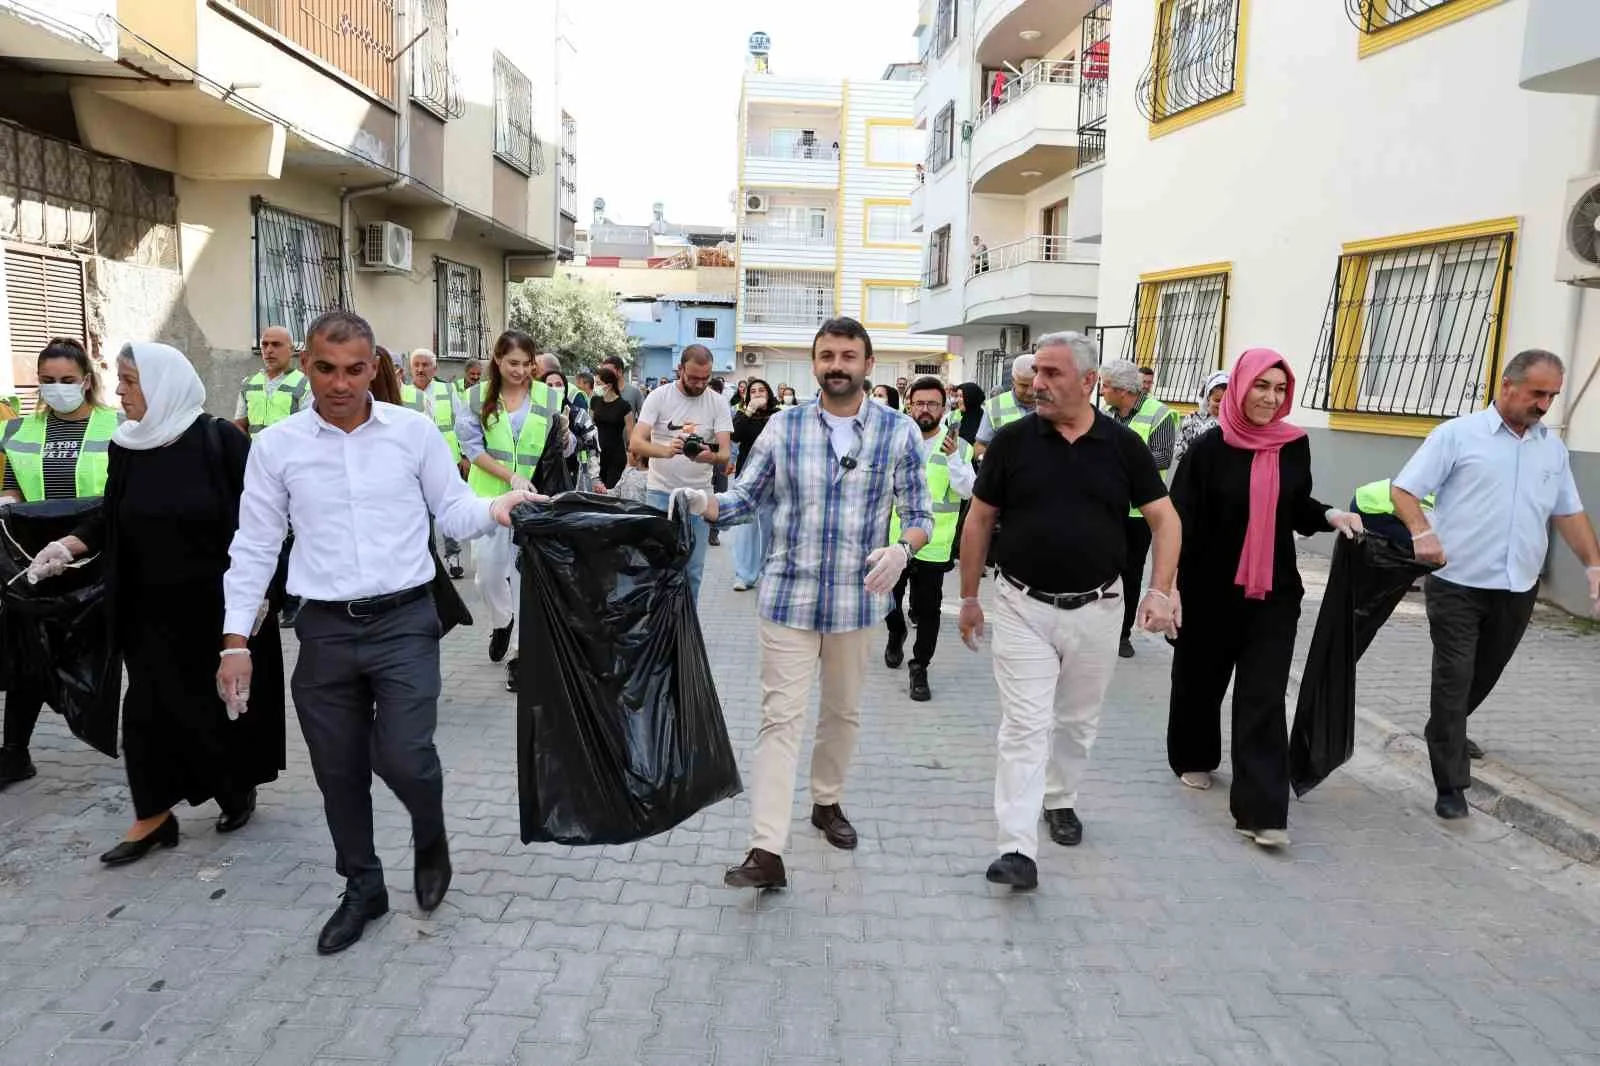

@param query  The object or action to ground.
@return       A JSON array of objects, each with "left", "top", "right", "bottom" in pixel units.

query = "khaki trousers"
[{"left": 748, "top": 619, "right": 871, "bottom": 855}]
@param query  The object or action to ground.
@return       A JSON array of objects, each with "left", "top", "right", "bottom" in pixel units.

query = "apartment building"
[
  {"left": 908, "top": 0, "right": 1108, "bottom": 390},
  {"left": 733, "top": 38, "right": 948, "bottom": 391},
  {"left": 1093, "top": 0, "right": 1600, "bottom": 612},
  {"left": 0, "top": 0, "right": 573, "bottom": 412}
]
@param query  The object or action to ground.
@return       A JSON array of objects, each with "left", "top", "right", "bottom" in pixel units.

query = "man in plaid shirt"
[{"left": 676, "top": 317, "right": 933, "bottom": 890}]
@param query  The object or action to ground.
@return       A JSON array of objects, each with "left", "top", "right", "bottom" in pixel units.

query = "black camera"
[{"left": 681, "top": 434, "right": 707, "bottom": 459}]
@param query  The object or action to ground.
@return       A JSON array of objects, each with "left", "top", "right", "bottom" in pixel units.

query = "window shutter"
[{"left": 5, "top": 245, "right": 86, "bottom": 410}]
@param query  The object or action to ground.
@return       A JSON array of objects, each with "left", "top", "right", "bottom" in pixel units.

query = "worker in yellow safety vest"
[
  {"left": 455, "top": 331, "right": 561, "bottom": 692},
  {"left": 401, "top": 348, "right": 467, "bottom": 579},
  {"left": 1351, "top": 478, "right": 1435, "bottom": 552},
  {"left": 1100, "top": 358, "right": 1180, "bottom": 659},
  {"left": 234, "top": 325, "right": 310, "bottom": 438},
  {"left": 973, "top": 354, "right": 1037, "bottom": 460},
  {"left": 0, "top": 338, "right": 119, "bottom": 789},
  {"left": 885, "top": 376, "right": 976, "bottom": 703}
]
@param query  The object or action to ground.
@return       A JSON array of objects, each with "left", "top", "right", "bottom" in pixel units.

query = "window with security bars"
[
  {"left": 933, "top": 0, "right": 958, "bottom": 59},
  {"left": 924, "top": 226, "right": 952, "bottom": 288},
  {"left": 412, "top": 0, "right": 463, "bottom": 119},
  {"left": 436, "top": 258, "right": 487, "bottom": 363},
  {"left": 1078, "top": 2, "right": 1112, "bottom": 167},
  {"left": 1121, "top": 271, "right": 1228, "bottom": 403},
  {"left": 1135, "top": 0, "right": 1241, "bottom": 122},
  {"left": 252, "top": 199, "right": 343, "bottom": 344},
  {"left": 1346, "top": 0, "right": 1461, "bottom": 33},
  {"left": 743, "top": 268, "right": 835, "bottom": 328},
  {"left": 927, "top": 103, "right": 956, "bottom": 174},
  {"left": 494, "top": 52, "right": 538, "bottom": 175},
  {"left": 1303, "top": 232, "right": 1512, "bottom": 418}
]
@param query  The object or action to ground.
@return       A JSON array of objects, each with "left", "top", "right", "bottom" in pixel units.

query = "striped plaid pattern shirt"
[{"left": 716, "top": 397, "right": 934, "bottom": 633}]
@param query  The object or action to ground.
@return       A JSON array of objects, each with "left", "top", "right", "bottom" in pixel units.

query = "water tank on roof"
[{"left": 749, "top": 32, "right": 771, "bottom": 57}]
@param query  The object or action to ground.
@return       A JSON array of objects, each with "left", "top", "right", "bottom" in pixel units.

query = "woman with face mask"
[
  {"left": 729, "top": 378, "right": 778, "bottom": 592},
  {"left": 24, "top": 343, "right": 287, "bottom": 862},
  {"left": 0, "top": 338, "right": 120, "bottom": 790}
]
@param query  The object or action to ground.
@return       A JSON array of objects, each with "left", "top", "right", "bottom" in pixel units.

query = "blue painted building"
[{"left": 620, "top": 294, "right": 737, "bottom": 381}]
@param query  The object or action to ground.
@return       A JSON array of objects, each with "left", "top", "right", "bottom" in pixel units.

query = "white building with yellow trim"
[
  {"left": 0, "top": 0, "right": 574, "bottom": 411},
  {"left": 907, "top": 0, "right": 1108, "bottom": 389},
  {"left": 734, "top": 48, "right": 947, "bottom": 391},
  {"left": 1096, "top": 0, "right": 1600, "bottom": 614}
]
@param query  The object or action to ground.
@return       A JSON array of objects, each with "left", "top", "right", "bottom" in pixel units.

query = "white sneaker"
[
  {"left": 1252, "top": 829, "right": 1289, "bottom": 848},
  {"left": 1179, "top": 771, "right": 1212, "bottom": 790},
  {"left": 732, "top": 580, "right": 751, "bottom": 592}
]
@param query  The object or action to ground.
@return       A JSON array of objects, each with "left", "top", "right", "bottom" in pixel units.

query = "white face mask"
[{"left": 40, "top": 382, "right": 86, "bottom": 413}]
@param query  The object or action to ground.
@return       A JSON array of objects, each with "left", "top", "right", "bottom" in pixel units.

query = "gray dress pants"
[{"left": 291, "top": 594, "right": 445, "bottom": 899}]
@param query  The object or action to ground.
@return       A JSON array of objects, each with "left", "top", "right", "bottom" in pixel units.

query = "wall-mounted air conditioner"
[
  {"left": 745, "top": 193, "right": 770, "bottom": 214},
  {"left": 362, "top": 221, "right": 413, "bottom": 273},
  {"left": 1558, "top": 171, "right": 1600, "bottom": 286}
]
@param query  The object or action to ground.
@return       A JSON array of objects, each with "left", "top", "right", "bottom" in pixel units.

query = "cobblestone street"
[{"left": 3, "top": 542, "right": 1600, "bottom": 1065}]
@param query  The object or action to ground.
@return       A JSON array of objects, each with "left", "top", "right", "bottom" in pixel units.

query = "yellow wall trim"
[
  {"left": 1138, "top": 260, "right": 1233, "bottom": 284},
  {"left": 1147, "top": 0, "right": 1250, "bottom": 139},
  {"left": 835, "top": 83, "right": 849, "bottom": 313},
  {"left": 864, "top": 117, "right": 919, "bottom": 169},
  {"left": 1357, "top": 0, "right": 1509, "bottom": 59},
  {"left": 1327, "top": 412, "right": 1444, "bottom": 438},
  {"left": 861, "top": 197, "right": 918, "bottom": 249},
  {"left": 1341, "top": 215, "right": 1520, "bottom": 255},
  {"left": 860, "top": 278, "right": 919, "bottom": 330}
]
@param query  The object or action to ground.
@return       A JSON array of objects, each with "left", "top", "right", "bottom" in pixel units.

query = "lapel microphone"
[{"left": 839, "top": 456, "right": 858, "bottom": 470}]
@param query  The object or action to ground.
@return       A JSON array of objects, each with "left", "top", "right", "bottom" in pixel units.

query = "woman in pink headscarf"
[{"left": 1164, "top": 349, "right": 1363, "bottom": 848}]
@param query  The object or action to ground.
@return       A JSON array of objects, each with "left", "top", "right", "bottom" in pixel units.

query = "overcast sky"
[{"left": 568, "top": 0, "right": 916, "bottom": 229}]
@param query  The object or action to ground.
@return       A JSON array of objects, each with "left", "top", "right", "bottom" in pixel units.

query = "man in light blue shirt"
[{"left": 1392, "top": 349, "right": 1600, "bottom": 821}]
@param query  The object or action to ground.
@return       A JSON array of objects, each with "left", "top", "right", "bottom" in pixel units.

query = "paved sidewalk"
[
  {"left": 1, "top": 537, "right": 1599, "bottom": 1064},
  {"left": 1294, "top": 551, "right": 1600, "bottom": 837}
]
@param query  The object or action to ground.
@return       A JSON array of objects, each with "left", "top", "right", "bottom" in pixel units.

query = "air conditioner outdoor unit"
[
  {"left": 1000, "top": 325, "right": 1030, "bottom": 352},
  {"left": 362, "top": 221, "right": 413, "bottom": 273},
  {"left": 745, "top": 193, "right": 769, "bottom": 214},
  {"left": 1558, "top": 171, "right": 1600, "bottom": 286},
  {"left": 743, "top": 351, "right": 759, "bottom": 366}
]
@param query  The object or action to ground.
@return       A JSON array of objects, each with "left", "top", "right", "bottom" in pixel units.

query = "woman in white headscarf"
[
  {"left": 28, "top": 342, "right": 286, "bottom": 866},
  {"left": 1174, "top": 369, "right": 1230, "bottom": 472}
]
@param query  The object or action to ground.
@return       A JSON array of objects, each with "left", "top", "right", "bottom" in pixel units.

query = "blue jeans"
[
  {"left": 647, "top": 489, "right": 710, "bottom": 602},
  {"left": 733, "top": 505, "right": 774, "bottom": 587}
]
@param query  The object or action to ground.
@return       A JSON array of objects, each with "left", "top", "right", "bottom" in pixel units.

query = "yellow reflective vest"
[
  {"left": 889, "top": 438, "right": 971, "bottom": 564},
  {"left": 1125, "top": 393, "right": 1178, "bottom": 518},
  {"left": 241, "top": 369, "right": 309, "bottom": 437},
  {"left": 464, "top": 381, "right": 559, "bottom": 497},
  {"left": 400, "top": 380, "right": 462, "bottom": 462},
  {"left": 984, "top": 390, "right": 1029, "bottom": 432},
  {"left": 0, "top": 406, "right": 119, "bottom": 501}
]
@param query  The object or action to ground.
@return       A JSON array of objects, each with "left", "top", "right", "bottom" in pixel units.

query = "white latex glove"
[
  {"left": 1325, "top": 508, "right": 1364, "bottom": 540},
  {"left": 491, "top": 489, "right": 545, "bottom": 528},
  {"left": 216, "top": 651, "right": 252, "bottom": 720},
  {"left": 1138, "top": 588, "right": 1178, "bottom": 638},
  {"left": 509, "top": 472, "right": 534, "bottom": 493},
  {"left": 26, "top": 540, "right": 75, "bottom": 585},
  {"left": 668, "top": 487, "right": 709, "bottom": 520},
  {"left": 863, "top": 544, "right": 910, "bottom": 595}
]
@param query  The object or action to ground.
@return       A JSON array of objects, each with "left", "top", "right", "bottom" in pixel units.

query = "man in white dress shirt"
[{"left": 218, "top": 310, "right": 536, "bottom": 955}]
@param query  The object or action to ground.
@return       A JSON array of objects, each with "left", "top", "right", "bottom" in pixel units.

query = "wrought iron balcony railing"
[
  {"left": 967, "top": 235, "right": 1100, "bottom": 279},
  {"left": 1134, "top": 0, "right": 1242, "bottom": 123},
  {"left": 974, "top": 59, "right": 1076, "bottom": 127},
  {"left": 228, "top": 0, "right": 400, "bottom": 102},
  {"left": 742, "top": 222, "right": 835, "bottom": 247},
  {"left": 746, "top": 138, "right": 841, "bottom": 162}
]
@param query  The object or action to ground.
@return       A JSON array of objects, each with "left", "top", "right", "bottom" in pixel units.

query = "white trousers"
[
  {"left": 473, "top": 525, "right": 518, "bottom": 631},
  {"left": 747, "top": 619, "right": 871, "bottom": 855},
  {"left": 991, "top": 580, "right": 1121, "bottom": 859}
]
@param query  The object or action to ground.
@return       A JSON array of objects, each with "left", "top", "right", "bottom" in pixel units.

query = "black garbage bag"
[
  {"left": 512, "top": 492, "right": 741, "bottom": 845},
  {"left": 1289, "top": 534, "right": 1436, "bottom": 797},
  {"left": 0, "top": 499, "right": 121, "bottom": 758}
]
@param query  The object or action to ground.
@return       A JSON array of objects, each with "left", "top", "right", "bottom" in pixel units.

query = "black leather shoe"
[
  {"left": 707, "top": 528, "right": 721, "bottom": 546},
  {"left": 316, "top": 890, "right": 390, "bottom": 955},
  {"left": 1044, "top": 808, "right": 1083, "bottom": 847},
  {"left": 446, "top": 553, "right": 464, "bottom": 580},
  {"left": 414, "top": 837, "right": 451, "bottom": 912},
  {"left": 1465, "top": 737, "right": 1485, "bottom": 760},
  {"left": 1435, "top": 789, "right": 1469, "bottom": 820},
  {"left": 215, "top": 788, "right": 257, "bottom": 834},
  {"left": 504, "top": 658, "right": 519, "bottom": 693},
  {"left": 488, "top": 621, "right": 514, "bottom": 663},
  {"left": 0, "top": 746, "right": 36, "bottom": 790},
  {"left": 908, "top": 663, "right": 931, "bottom": 702},
  {"left": 100, "top": 814, "right": 179, "bottom": 866},
  {"left": 1118, "top": 638, "right": 1135, "bottom": 659},
  {"left": 723, "top": 848, "right": 787, "bottom": 890},
  {"left": 810, "top": 803, "right": 858, "bottom": 850},
  {"left": 885, "top": 637, "right": 905, "bottom": 669},
  {"left": 986, "top": 852, "right": 1038, "bottom": 890}
]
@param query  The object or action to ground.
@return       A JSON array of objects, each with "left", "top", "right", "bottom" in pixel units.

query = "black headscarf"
[{"left": 957, "top": 382, "right": 986, "bottom": 443}]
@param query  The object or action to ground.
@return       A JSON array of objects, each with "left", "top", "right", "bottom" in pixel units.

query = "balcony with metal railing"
[
  {"left": 226, "top": 0, "right": 401, "bottom": 102},
  {"left": 970, "top": 59, "right": 1081, "bottom": 194},
  {"left": 964, "top": 235, "right": 1100, "bottom": 325},
  {"left": 743, "top": 136, "right": 841, "bottom": 190},
  {"left": 740, "top": 220, "right": 838, "bottom": 270}
]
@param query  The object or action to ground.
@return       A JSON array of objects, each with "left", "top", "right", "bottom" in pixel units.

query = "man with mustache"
[
  {"left": 883, "top": 376, "right": 975, "bottom": 701},
  {"left": 1392, "top": 348, "right": 1600, "bottom": 821},
  {"left": 675, "top": 317, "right": 934, "bottom": 891}
]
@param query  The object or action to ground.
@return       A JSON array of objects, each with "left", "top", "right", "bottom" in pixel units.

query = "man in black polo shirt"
[{"left": 959, "top": 331, "right": 1181, "bottom": 890}]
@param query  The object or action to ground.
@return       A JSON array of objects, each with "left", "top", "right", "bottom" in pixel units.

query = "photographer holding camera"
[{"left": 630, "top": 344, "right": 733, "bottom": 601}]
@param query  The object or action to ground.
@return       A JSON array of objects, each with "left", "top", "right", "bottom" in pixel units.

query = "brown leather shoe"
[
  {"left": 810, "top": 804, "right": 858, "bottom": 850},
  {"left": 724, "top": 848, "right": 787, "bottom": 889}
]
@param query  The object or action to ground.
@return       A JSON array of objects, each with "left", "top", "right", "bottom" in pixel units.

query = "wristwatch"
[{"left": 896, "top": 538, "right": 915, "bottom": 562}]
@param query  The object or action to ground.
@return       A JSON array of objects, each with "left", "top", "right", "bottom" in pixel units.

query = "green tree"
[{"left": 506, "top": 275, "right": 634, "bottom": 370}]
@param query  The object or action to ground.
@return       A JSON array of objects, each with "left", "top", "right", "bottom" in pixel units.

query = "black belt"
[
  {"left": 307, "top": 583, "right": 431, "bottom": 620},
  {"left": 999, "top": 570, "right": 1119, "bottom": 611}
]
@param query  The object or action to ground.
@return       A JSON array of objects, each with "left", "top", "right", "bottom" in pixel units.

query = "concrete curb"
[{"left": 1287, "top": 666, "right": 1600, "bottom": 865}]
